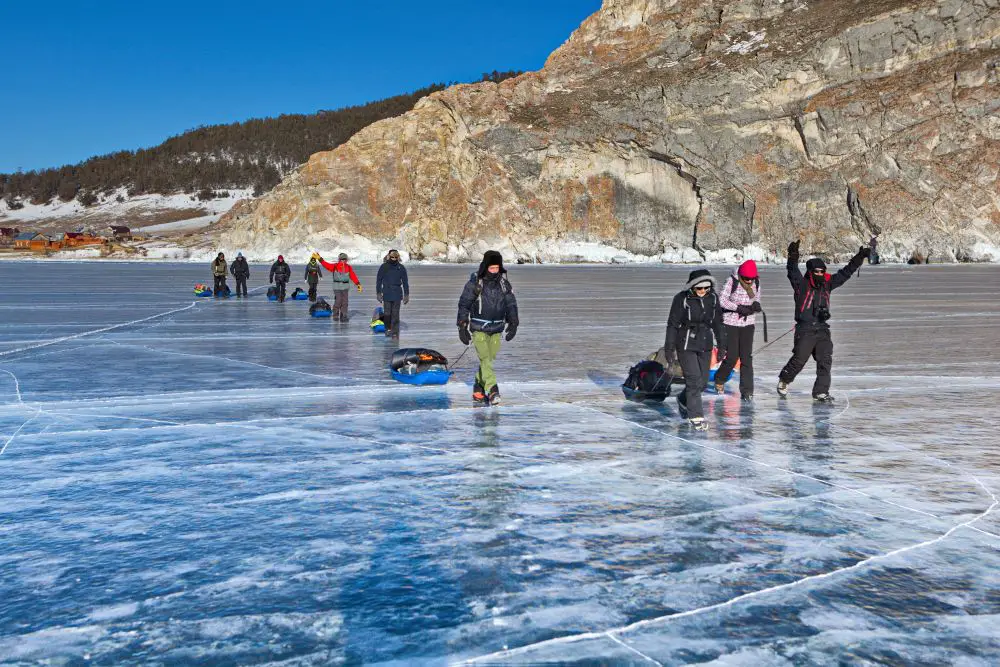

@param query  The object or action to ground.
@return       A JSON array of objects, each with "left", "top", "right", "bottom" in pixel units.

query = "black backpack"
[{"left": 622, "top": 360, "right": 670, "bottom": 401}]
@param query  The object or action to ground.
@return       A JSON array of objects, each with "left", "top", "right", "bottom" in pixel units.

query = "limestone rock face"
[{"left": 220, "top": 0, "right": 1000, "bottom": 262}]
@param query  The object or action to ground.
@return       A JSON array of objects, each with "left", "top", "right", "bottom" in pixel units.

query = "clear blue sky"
[{"left": 0, "top": 0, "right": 602, "bottom": 173}]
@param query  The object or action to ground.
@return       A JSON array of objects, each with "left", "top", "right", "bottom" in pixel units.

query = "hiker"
[
  {"left": 211, "top": 252, "right": 228, "bottom": 297},
  {"left": 664, "top": 269, "right": 726, "bottom": 431},
  {"left": 269, "top": 254, "right": 291, "bottom": 302},
  {"left": 868, "top": 234, "right": 880, "bottom": 265},
  {"left": 777, "top": 240, "right": 870, "bottom": 402},
  {"left": 305, "top": 253, "right": 323, "bottom": 302},
  {"left": 376, "top": 249, "right": 409, "bottom": 337},
  {"left": 715, "top": 260, "right": 762, "bottom": 401},
  {"left": 230, "top": 252, "right": 250, "bottom": 298},
  {"left": 318, "top": 252, "right": 362, "bottom": 321},
  {"left": 457, "top": 250, "right": 519, "bottom": 405}
]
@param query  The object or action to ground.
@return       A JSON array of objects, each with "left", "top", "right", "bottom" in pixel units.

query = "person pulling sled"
[
  {"left": 664, "top": 269, "right": 726, "bottom": 430},
  {"left": 211, "top": 252, "right": 229, "bottom": 297},
  {"left": 715, "top": 260, "right": 762, "bottom": 401},
  {"left": 318, "top": 252, "right": 362, "bottom": 321},
  {"left": 305, "top": 254, "right": 323, "bottom": 301},
  {"left": 777, "top": 240, "right": 869, "bottom": 402},
  {"left": 457, "top": 250, "right": 518, "bottom": 406},
  {"left": 269, "top": 255, "right": 291, "bottom": 302}
]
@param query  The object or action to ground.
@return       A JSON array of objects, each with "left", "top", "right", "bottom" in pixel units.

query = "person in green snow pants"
[{"left": 457, "top": 250, "right": 519, "bottom": 406}]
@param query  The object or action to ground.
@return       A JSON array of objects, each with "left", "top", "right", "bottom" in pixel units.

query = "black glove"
[
  {"left": 505, "top": 322, "right": 517, "bottom": 342},
  {"left": 752, "top": 301, "right": 762, "bottom": 313},
  {"left": 376, "top": 293, "right": 383, "bottom": 304},
  {"left": 403, "top": 294, "right": 409, "bottom": 305},
  {"left": 788, "top": 240, "right": 800, "bottom": 256},
  {"left": 665, "top": 348, "right": 678, "bottom": 365},
  {"left": 736, "top": 304, "right": 753, "bottom": 317},
  {"left": 458, "top": 323, "right": 471, "bottom": 345}
]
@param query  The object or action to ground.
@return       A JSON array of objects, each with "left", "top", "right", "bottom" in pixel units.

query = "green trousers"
[{"left": 472, "top": 331, "right": 502, "bottom": 391}]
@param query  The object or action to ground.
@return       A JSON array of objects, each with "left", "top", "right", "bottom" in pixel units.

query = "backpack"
[
  {"left": 622, "top": 360, "right": 670, "bottom": 401},
  {"left": 310, "top": 298, "right": 332, "bottom": 315}
]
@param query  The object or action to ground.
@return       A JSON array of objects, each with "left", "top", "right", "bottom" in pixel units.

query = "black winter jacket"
[
  {"left": 457, "top": 271, "right": 519, "bottom": 334},
  {"left": 269, "top": 260, "right": 291, "bottom": 283},
  {"left": 788, "top": 249, "right": 865, "bottom": 326},
  {"left": 664, "top": 290, "right": 725, "bottom": 354},
  {"left": 376, "top": 261, "right": 409, "bottom": 302},
  {"left": 230, "top": 257, "right": 250, "bottom": 279}
]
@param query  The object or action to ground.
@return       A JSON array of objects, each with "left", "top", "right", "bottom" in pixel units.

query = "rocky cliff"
[{"left": 219, "top": 0, "right": 1000, "bottom": 263}]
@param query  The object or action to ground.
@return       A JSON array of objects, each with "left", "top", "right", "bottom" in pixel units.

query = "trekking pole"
[{"left": 752, "top": 326, "right": 794, "bottom": 355}]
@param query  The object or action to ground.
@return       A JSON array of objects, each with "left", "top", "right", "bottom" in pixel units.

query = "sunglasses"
[
  {"left": 693, "top": 285, "right": 710, "bottom": 292},
  {"left": 812, "top": 269, "right": 825, "bottom": 274}
]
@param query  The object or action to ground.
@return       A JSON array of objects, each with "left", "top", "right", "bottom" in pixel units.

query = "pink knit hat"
[{"left": 738, "top": 260, "right": 758, "bottom": 279}]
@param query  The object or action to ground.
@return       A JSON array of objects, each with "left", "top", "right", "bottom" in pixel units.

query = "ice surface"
[{"left": 1, "top": 261, "right": 999, "bottom": 665}]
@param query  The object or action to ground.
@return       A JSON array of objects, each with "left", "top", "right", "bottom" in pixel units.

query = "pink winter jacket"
[{"left": 718, "top": 271, "right": 761, "bottom": 327}]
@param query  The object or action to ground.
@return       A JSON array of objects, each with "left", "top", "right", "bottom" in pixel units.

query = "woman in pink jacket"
[{"left": 715, "top": 260, "right": 762, "bottom": 400}]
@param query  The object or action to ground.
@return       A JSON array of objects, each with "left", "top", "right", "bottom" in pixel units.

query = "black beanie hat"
[
  {"left": 478, "top": 250, "right": 505, "bottom": 278},
  {"left": 685, "top": 269, "right": 715, "bottom": 291},
  {"left": 806, "top": 257, "right": 827, "bottom": 273}
]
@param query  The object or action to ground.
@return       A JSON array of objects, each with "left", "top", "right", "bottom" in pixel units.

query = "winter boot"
[
  {"left": 813, "top": 393, "right": 835, "bottom": 403},
  {"left": 741, "top": 393, "right": 753, "bottom": 402},
  {"left": 488, "top": 385, "right": 501, "bottom": 406},
  {"left": 688, "top": 417, "right": 708, "bottom": 431},
  {"left": 777, "top": 380, "right": 789, "bottom": 397},
  {"left": 472, "top": 382, "right": 487, "bottom": 404}
]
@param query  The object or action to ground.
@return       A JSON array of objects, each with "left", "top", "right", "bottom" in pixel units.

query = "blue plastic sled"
[
  {"left": 267, "top": 294, "right": 278, "bottom": 301},
  {"left": 708, "top": 368, "right": 735, "bottom": 385},
  {"left": 390, "top": 369, "right": 453, "bottom": 386},
  {"left": 311, "top": 309, "right": 333, "bottom": 318},
  {"left": 195, "top": 290, "right": 213, "bottom": 297},
  {"left": 293, "top": 292, "right": 309, "bottom": 301},
  {"left": 371, "top": 323, "right": 386, "bottom": 333}
]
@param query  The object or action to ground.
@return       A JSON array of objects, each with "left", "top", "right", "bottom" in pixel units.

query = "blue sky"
[{"left": 0, "top": 0, "right": 602, "bottom": 173}]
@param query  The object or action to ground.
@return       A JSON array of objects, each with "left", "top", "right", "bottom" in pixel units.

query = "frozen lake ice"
[{"left": 1, "top": 260, "right": 999, "bottom": 665}]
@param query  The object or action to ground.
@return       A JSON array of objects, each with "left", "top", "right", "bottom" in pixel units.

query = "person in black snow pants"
[
  {"left": 715, "top": 259, "right": 762, "bottom": 401},
  {"left": 269, "top": 255, "right": 291, "bottom": 302},
  {"left": 664, "top": 269, "right": 726, "bottom": 431},
  {"left": 230, "top": 252, "right": 250, "bottom": 298},
  {"left": 376, "top": 249, "right": 409, "bottom": 337},
  {"left": 777, "top": 240, "right": 869, "bottom": 402},
  {"left": 211, "top": 252, "right": 228, "bottom": 297},
  {"left": 305, "top": 255, "right": 323, "bottom": 301},
  {"left": 457, "top": 250, "right": 519, "bottom": 406}
]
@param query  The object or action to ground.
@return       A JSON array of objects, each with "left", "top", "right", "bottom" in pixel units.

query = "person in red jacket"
[{"left": 318, "top": 252, "right": 362, "bottom": 321}]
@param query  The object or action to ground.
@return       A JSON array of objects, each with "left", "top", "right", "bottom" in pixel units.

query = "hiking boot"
[
  {"left": 688, "top": 417, "right": 708, "bottom": 431},
  {"left": 813, "top": 393, "right": 835, "bottom": 403},
  {"left": 488, "top": 385, "right": 501, "bottom": 406},
  {"left": 715, "top": 383, "right": 725, "bottom": 394},
  {"left": 472, "top": 382, "right": 486, "bottom": 404},
  {"left": 777, "top": 380, "right": 788, "bottom": 397},
  {"left": 741, "top": 393, "right": 753, "bottom": 402}
]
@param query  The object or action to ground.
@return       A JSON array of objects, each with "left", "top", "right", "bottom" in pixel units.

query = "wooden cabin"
[
  {"left": 62, "top": 231, "right": 102, "bottom": 247},
  {"left": 108, "top": 225, "right": 132, "bottom": 241}
]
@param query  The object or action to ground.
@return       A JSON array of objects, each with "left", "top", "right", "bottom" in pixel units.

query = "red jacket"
[{"left": 319, "top": 259, "right": 360, "bottom": 287}]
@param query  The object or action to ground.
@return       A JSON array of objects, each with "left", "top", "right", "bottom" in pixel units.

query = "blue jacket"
[{"left": 376, "top": 261, "right": 409, "bottom": 302}]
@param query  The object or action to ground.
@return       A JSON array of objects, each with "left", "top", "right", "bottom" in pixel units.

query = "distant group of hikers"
[
  {"left": 208, "top": 233, "right": 876, "bottom": 416},
  {"left": 210, "top": 248, "right": 410, "bottom": 331}
]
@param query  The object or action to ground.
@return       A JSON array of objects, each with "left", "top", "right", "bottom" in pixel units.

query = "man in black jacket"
[
  {"left": 230, "top": 252, "right": 250, "bottom": 298},
  {"left": 376, "top": 249, "right": 409, "bottom": 337},
  {"left": 777, "top": 240, "right": 870, "bottom": 401},
  {"left": 664, "top": 269, "right": 726, "bottom": 430},
  {"left": 457, "top": 250, "right": 519, "bottom": 405},
  {"left": 269, "top": 255, "right": 291, "bottom": 302}
]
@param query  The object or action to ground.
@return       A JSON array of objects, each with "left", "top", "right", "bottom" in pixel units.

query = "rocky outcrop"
[{"left": 220, "top": 0, "right": 1000, "bottom": 263}]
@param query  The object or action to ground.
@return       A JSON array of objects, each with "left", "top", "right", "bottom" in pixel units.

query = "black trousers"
[
  {"left": 677, "top": 349, "right": 711, "bottom": 419},
  {"left": 383, "top": 300, "right": 401, "bottom": 334},
  {"left": 779, "top": 324, "right": 833, "bottom": 396},
  {"left": 716, "top": 324, "right": 754, "bottom": 396},
  {"left": 275, "top": 279, "right": 287, "bottom": 301},
  {"left": 307, "top": 278, "right": 319, "bottom": 301},
  {"left": 235, "top": 277, "right": 247, "bottom": 297},
  {"left": 213, "top": 275, "right": 227, "bottom": 295}
]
